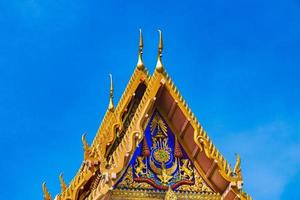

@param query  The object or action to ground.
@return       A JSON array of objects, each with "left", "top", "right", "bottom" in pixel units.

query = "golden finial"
[
  {"left": 108, "top": 74, "right": 114, "bottom": 112},
  {"left": 42, "top": 182, "right": 52, "bottom": 200},
  {"left": 155, "top": 30, "right": 164, "bottom": 73},
  {"left": 59, "top": 173, "right": 67, "bottom": 192},
  {"left": 233, "top": 153, "right": 242, "bottom": 177},
  {"left": 137, "top": 29, "right": 144, "bottom": 70}
]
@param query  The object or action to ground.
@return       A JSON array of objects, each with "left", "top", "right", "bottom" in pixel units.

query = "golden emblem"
[
  {"left": 153, "top": 149, "right": 170, "bottom": 163},
  {"left": 149, "top": 158, "right": 177, "bottom": 185}
]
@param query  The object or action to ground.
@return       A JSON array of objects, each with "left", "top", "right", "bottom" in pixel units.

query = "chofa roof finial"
[
  {"left": 155, "top": 29, "right": 164, "bottom": 73},
  {"left": 137, "top": 29, "right": 144, "bottom": 70},
  {"left": 108, "top": 74, "right": 114, "bottom": 112}
]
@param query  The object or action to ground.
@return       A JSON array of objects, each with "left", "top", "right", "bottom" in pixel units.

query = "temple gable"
[{"left": 42, "top": 30, "right": 251, "bottom": 200}]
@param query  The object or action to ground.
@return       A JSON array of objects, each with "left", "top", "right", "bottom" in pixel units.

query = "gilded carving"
[
  {"left": 176, "top": 171, "right": 212, "bottom": 193},
  {"left": 134, "top": 156, "right": 146, "bottom": 176},
  {"left": 116, "top": 112, "right": 215, "bottom": 195}
]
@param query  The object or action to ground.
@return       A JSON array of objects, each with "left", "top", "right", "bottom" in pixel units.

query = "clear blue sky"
[{"left": 0, "top": 1, "right": 299, "bottom": 199}]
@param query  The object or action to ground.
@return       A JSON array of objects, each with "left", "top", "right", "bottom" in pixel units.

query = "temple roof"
[{"left": 42, "top": 30, "right": 251, "bottom": 200}]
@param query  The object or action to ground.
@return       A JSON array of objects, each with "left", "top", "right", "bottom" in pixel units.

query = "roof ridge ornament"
[
  {"left": 108, "top": 73, "right": 114, "bottom": 112},
  {"left": 155, "top": 30, "right": 164, "bottom": 73},
  {"left": 137, "top": 29, "right": 144, "bottom": 70}
]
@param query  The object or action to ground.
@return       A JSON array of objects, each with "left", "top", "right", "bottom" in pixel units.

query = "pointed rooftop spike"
[
  {"left": 108, "top": 74, "right": 114, "bottom": 111},
  {"left": 59, "top": 173, "right": 67, "bottom": 192},
  {"left": 42, "top": 182, "right": 52, "bottom": 200},
  {"left": 155, "top": 30, "right": 164, "bottom": 73},
  {"left": 158, "top": 29, "right": 163, "bottom": 51},
  {"left": 137, "top": 29, "right": 144, "bottom": 70},
  {"left": 139, "top": 28, "right": 143, "bottom": 49}
]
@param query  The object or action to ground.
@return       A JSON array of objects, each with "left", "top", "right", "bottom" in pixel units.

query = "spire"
[
  {"left": 137, "top": 29, "right": 144, "bottom": 70},
  {"left": 108, "top": 74, "right": 114, "bottom": 112},
  {"left": 59, "top": 173, "right": 67, "bottom": 192},
  {"left": 155, "top": 30, "right": 164, "bottom": 73},
  {"left": 42, "top": 182, "right": 52, "bottom": 200}
]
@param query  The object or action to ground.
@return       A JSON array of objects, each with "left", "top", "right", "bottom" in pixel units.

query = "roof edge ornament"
[
  {"left": 155, "top": 29, "right": 164, "bottom": 73},
  {"left": 82, "top": 132, "right": 89, "bottom": 151},
  {"left": 59, "top": 173, "right": 67, "bottom": 192},
  {"left": 42, "top": 182, "right": 52, "bottom": 200},
  {"left": 137, "top": 29, "right": 144, "bottom": 70},
  {"left": 108, "top": 73, "right": 114, "bottom": 112},
  {"left": 233, "top": 153, "right": 242, "bottom": 179}
]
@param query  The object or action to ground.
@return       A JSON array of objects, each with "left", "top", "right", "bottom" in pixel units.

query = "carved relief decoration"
[{"left": 115, "top": 111, "right": 213, "bottom": 193}]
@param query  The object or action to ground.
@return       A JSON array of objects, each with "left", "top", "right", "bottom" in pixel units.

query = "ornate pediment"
[{"left": 114, "top": 111, "right": 217, "bottom": 199}]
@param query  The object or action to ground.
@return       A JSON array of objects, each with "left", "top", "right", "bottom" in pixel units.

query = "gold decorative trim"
[
  {"left": 165, "top": 187, "right": 177, "bottom": 200},
  {"left": 176, "top": 171, "right": 212, "bottom": 193},
  {"left": 111, "top": 189, "right": 221, "bottom": 200}
]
